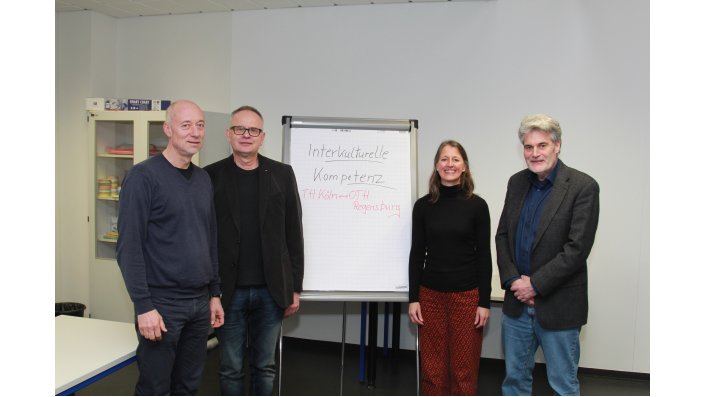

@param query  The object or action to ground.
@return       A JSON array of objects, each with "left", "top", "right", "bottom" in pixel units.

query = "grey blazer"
[{"left": 495, "top": 161, "right": 599, "bottom": 329}]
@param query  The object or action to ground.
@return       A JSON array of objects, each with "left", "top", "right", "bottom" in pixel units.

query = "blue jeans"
[
  {"left": 217, "top": 287, "right": 283, "bottom": 395},
  {"left": 501, "top": 305, "right": 581, "bottom": 396},
  {"left": 134, "top": 295, "right": 211, "bottom": 395}
]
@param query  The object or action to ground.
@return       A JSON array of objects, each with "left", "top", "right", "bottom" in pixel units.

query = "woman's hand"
[
  {"left": 474, "top": 307, "right": 490, "bottom": 328},
  {"left": 408, "top": 302, "right": 424, "bottom": 325}
]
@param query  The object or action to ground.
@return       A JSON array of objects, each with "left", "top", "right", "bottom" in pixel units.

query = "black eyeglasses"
[{"left": 229, "top": 126, "right": 263, "bottom": 137}]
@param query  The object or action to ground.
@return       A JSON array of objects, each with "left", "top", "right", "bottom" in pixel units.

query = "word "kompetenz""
[
  {"left": 313, "top": 167, "right": 386, "bottom": 186},
  {"left": 308, "top": 144, "right": 390, "bottom": 162}
]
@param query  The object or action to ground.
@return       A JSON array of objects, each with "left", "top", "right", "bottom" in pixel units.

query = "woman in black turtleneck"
[{"left": 408, "top": 140, "right": 492, "bottom": 396}]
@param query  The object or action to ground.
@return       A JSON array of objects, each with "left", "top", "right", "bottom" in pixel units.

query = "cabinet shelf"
[
  {"left": 97, "top": 153, "right": 134, "bottom": 159},
  {"left": 90, "top": 111, "right": 167, "bottom": 261},
  {"left": 86, "top": 108, "right": 230, "bottom": 323}
]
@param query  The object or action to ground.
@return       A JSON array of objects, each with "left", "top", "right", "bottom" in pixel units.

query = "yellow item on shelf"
[
  {"left": 107, "top": 175, "right": 120, "bottom": 198},
  {"left": 102, "top": 231, "right": 119, "bottom": 240},
  {"left": 98, "top": 178, "right": 112, "bottom": 199}
]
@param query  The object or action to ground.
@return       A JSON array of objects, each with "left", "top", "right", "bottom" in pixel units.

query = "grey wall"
[
  {"left": 114, "top": 12, "right": 233, "bottom": 114},
  {"left": 55, "top": 0, "right": 649, "bottom": 373},
  {"left": 56, "top": 11, "right": 118, "bottom": 312},
  {"left": 227, "top": 0, "right": 649, "bottom": 373}
]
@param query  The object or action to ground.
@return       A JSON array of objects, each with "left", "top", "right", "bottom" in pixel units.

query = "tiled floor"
[{"left": 76, "top": 337, "right": 649, "bottom": 395}]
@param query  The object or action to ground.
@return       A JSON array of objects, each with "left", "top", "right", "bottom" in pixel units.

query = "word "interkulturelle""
[{"left": 308, "top": 144, "right": 390, "bottom": 161}]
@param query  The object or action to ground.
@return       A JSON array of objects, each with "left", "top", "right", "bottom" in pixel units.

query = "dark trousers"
[
  {"left": 419, "top": 287, "right": 483, "bottom": 395},
  {"left": 216, "top": 287, "right": 284, "bottom": 396},
  {"left": 134, "top": 295, "right": 211, "bottom": 395}
]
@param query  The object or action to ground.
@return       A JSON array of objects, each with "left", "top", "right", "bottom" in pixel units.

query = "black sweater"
[{"left": 408, "top": 184, "right": 492, "bottom": 308}]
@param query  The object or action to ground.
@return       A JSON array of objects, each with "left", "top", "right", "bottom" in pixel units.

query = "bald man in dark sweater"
[{"left": 117, "top": 100, "right": 223, "bottom": 395}]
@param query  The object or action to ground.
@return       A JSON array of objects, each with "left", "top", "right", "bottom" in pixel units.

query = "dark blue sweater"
[{"left": 117, "top": 154, "right": 221, "bottom": 315}]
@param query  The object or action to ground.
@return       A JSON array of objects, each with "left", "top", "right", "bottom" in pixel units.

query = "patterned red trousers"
[{"left": 419, "top": 286, "right": 483, "bottom": 395}]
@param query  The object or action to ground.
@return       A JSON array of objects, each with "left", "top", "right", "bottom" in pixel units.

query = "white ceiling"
[{"left": 55, "top": 0, "right": 474, "bottom": 18}]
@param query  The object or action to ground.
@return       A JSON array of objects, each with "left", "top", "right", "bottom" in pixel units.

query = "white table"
[{"left": 55, "top": 315, "right": 137, "bottom": 395}]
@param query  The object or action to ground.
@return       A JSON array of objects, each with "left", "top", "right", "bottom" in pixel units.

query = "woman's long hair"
[{"left": 428, "top": 140, "right": 475, "bottom": 203}]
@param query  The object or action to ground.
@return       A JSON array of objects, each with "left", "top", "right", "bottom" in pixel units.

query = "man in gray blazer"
[{"left": 496, "top": 114, "right": 599, "bottom": 396}]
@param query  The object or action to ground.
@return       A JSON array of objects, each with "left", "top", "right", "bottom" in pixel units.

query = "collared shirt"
[{"left": 511, "top": 160, "right": 562, "bottom": 287}]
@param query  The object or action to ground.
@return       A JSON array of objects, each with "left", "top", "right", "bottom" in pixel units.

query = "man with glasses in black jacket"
[{"left": 205, "top": 105, "right": 304, "bottom": 395}]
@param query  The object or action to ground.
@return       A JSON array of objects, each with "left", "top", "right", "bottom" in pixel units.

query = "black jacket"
[{"left": 205, "top": 154, "right": 304, "bottom": 310}]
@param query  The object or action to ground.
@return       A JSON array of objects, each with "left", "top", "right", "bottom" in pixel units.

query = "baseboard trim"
[
  {"left": 467, "top": 357, "right": 650, "bottom": 381},
  {"left": 578, "top": 366, "right": 650, "bottom": 381},
  {"left": 282, "top": 337, "right": 650, "bottom": 380}
]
